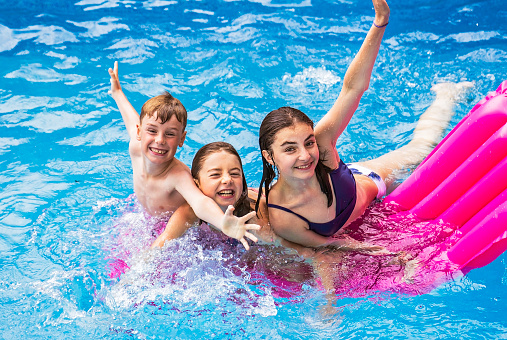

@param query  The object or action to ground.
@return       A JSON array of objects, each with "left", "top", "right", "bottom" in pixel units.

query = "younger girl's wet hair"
[
  {"left": 255, "top": 106, "right": 333, "bottom": 213},
  {"left": 191, "top": 142, "right": 252, "bottom": 217}
]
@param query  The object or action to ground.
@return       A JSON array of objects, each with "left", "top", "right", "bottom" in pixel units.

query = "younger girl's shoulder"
[
  {"left": 248, "top": 187, "right": 263, "bottom": 199},
  {"left": 248, "top": 187, "right": 269, "bottom": 218}
]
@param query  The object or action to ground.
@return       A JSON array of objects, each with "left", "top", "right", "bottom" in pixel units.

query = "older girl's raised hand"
[{"left": 372, "top": 0, "right": 390, "bottom": 27}]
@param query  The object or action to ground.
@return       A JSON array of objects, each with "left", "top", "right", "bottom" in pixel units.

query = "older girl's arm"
[{"left": 315, "top": 0, "right": 390, "bottom": 169}]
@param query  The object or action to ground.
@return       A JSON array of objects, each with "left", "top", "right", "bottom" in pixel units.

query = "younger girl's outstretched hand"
[
  {"left": 221, "top": 205, "right": 260, "bottom": 250},
  {"left": 372, "top": 0, "right": 390, "bottom": 27}
]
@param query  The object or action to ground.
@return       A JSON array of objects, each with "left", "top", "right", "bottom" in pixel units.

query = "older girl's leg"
[
  {"left": 358, "top": 81, "right": 473, "bottom": 189},
  {"left": 343, "top": 81, "right": 473, "bottom": 225}
]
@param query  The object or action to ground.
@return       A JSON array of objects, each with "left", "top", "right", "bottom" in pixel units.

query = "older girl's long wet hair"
[
  {"left": 191, "top": 142, "right": 252, "bottom": 217},
  {"left": 255, "top": 107, "right": 333, "bottom": 213}
]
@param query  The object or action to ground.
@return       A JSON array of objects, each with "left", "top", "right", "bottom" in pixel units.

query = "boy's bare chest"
[{"left": 132, "top": 169, "right": 185, "bottom": 216}]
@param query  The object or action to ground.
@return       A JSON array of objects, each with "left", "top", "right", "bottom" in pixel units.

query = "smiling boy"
[{"left": 108, "top": 61, "right": 259, "bottom": 249}]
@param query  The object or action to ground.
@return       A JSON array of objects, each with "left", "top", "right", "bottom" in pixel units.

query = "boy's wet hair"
[
  {"left": 191, "top": 142, "right": 252, "bottom": 218},
  {"left": 140, "top": 91, "right": 187, "bottom": 130}
]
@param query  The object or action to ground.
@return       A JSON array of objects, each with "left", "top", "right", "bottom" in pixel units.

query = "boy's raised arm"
[
  {"left": 108, "top": 61, "right": 140, "bottom": 140},
  {"left": 175, "top": 171, "right": 260, "bottom": 250},
  {"left": 315, "top": 0, "right": 389, "bottom": 169}
]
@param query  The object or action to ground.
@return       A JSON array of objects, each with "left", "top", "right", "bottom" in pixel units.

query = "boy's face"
[{"left": 137, "top": 113, "right": 186, "bottom": 165}]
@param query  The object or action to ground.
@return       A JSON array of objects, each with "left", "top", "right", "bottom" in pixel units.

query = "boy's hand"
[
  {"left": 108, "top": 61, "right": 122, "bottom": 98},
  {"left": 222, "top": 206, "right": 261, "bottom": 250},
  {"left": 106, "top": 60, "right": 140, "bottom": 139}
]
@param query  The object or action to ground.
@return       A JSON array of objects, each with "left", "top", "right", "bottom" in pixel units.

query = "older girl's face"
[
  {"left": 196, "top": 151, "right": 244, "bottom": 211},
  {"left": 263, "top": 121, "right": 319, "bottom": 181}
]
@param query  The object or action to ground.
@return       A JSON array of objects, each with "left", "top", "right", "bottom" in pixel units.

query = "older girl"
[{"left": 256, "top": 0, "right": 471, "bottom": 248}]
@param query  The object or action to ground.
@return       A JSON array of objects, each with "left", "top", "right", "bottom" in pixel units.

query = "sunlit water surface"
[{"left": 1, "top": 0, "right": 507, "bottom": 338}]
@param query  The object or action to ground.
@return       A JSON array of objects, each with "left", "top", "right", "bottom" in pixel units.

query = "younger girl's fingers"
[
  {"left": 114, "top": 60, "right": 118, "bottom": 74},
  {"left": 240, "top": 238, "right": 250, "bottom": 251},
  {"left": 244, "top": 232, "right": 258, "bottom": 243},
  {"left": 246, "top": 223, "right": 261, "bottom": 231},
  {"left": 225, "top": 205, "right": 235, "bottom": 216},
  {"left": 240, "top": 211, "right": 257, "bottom": 222}
]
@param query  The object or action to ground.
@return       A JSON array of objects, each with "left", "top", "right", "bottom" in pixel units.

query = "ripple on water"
[{"left": 5, "top": 63, "right": 88, "bottom": 85}]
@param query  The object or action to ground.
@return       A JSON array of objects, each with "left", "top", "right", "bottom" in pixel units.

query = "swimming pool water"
[{"left": 1, "top": 0, "right": 507, "bottom": 338}]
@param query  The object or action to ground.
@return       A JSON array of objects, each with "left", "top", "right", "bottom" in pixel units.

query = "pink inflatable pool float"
[{"left": 386, "top": 80, "right": 507, "bottom": 271}]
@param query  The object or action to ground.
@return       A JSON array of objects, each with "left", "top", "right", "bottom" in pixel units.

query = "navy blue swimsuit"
[{"left": 267, "top": 160, "right": 357, "bottom": 237}]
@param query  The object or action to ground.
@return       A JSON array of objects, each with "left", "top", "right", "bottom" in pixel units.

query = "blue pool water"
[{"left": 1, "top": 0, "right": 507, "bottom": 338}]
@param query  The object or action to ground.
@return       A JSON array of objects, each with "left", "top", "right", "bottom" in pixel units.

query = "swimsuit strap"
[
  {"left": 267, "top": 203, "right": 311, "bottom": 225},
  {"left": 266, "top": 160, "right": 356, "bottom": 237}
]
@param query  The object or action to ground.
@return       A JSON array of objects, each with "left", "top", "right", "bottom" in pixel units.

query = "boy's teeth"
[{"left": 151, "top": 148, "right": 166, "bottom": 154}]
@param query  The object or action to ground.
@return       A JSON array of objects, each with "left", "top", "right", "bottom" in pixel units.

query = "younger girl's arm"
[
  {"left": 315, "top": 0, "right": 390, "bottom": 169},
  {"left": 108, "top": 61, "right": 140, "bottom": 140},
  {"left": 151, "top": 203, "right": 198, "bottom": 248}
]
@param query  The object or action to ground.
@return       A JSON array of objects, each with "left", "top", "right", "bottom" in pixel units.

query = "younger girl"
[
  {"left": 152, "top": 142, "right": 272, "bottom": 250},
  {"left": 256, "top": 0, "right": 472, "bottom": 248}
]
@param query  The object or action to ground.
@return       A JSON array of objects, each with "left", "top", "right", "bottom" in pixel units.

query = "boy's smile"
[{"left": 137, "top": 113, "right": 186, "bottom": 166}]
